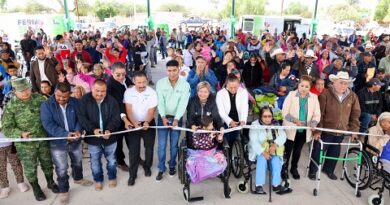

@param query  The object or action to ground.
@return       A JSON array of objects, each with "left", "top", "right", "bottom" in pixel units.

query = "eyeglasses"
[{"left": 262, "top": 115, "right": 273, "bottom": 118}]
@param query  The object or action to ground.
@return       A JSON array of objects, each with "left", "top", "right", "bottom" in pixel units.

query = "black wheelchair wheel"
[
  {"left": 178, "top": 140, "right": 186, "bottom": 184},
  {"left": 230, "top": 139, "right": 244, "bottom": 178},
  {"left": 343, "top": 147, "right": 373, "bottom": 190}
]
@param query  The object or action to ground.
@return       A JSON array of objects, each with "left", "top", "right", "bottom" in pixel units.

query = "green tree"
[
  {"left": 93, "top": 1, "right": 119, "bottom": 21},
  {"left": 0, "top": 0, "right": 6, "bottom": 11},
  {"left": 117, "top": 2, "right": 146, "bottom": 17},
  {"left": 158, "top": 3, "right": 188, "bottom": 12},
  {"left": 76, "top": 0, "right": 92, "bottom": 16},
  {"left": 24, "top": 0, "right": 53, "bottom": 14},
  {"left": 219, "top": 0, "right": 267, "bottom": 19},
  {"left": 374, "top": 0, "right": 390, "bottom": 23},
  {"left": 284, "top": 1, "right": 312, "bottom": 18},
  {"left": 327, "top": 4, "right": 366, "bottom": 22}
]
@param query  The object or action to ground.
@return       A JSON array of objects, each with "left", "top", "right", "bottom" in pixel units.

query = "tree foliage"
[
  {"left": 374, "top": 0, "right": 390, "bottom": 23},
  {"left": 219, "top": 0, "right": 267, "bottom": 19},
  {"left": 327, "top": 4, "right": 367, "bottom": 22},
  {"left": 93, "top": 1, "right": 119, "bottom": 21},
  {"left": 16, "top": 0, "right": 54, "bottom": 14},
  {"left": 0, "top": 0, "right": 6, "bottom": 11},
  {"left": 284, "top": 1, "right": 312, "bottom": 18},
  {"left": 117, "top": 3, "right": 146, "bottom": 17},
  {"left": 157, "top": 3, "right": 189, "bottom": 15}
]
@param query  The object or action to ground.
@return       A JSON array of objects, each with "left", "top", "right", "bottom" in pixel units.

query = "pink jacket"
[{"left": 66, "top": 73, "right": 91, "bottom": 93}]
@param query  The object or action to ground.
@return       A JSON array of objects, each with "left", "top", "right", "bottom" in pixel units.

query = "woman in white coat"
[
  {"left": 248, "top": 105, "right": 287, "bottom": 194},
  {"left": 282, "top": 75, "right": 321, "bottom": 180},
  {"left": 216, "top": 73, "right": 248, "bottom": 147}
]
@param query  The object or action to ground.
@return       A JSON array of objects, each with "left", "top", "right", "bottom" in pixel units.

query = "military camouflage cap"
[{"left": 11, "top": 78, "right": 31, "bottom": 92}]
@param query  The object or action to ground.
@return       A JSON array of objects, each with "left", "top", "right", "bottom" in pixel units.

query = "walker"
[{"left": 306, "top": 137, "right": 363, "bottom": 197}]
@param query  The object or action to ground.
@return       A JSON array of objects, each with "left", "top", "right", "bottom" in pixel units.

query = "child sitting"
[
  {"left": 368, "top": 112, "right": 390, "bottom": 172},
  {"left": 0, "top": 107, "right": 29, "bottom": 198},
  {"left": 185, "top": 116, "right": 227, "bottom": 184},
  {"left": 248, "top": 105, "right": 291, "bottom": 194}
]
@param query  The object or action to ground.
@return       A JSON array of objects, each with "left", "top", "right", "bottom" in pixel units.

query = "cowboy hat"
[
  {"left": 304, "top": 50, "right": 318, "bottom": 60},
  {"left": 270, "top": 48, "right": 286, "bottom": 58},
  {"left": 329, "top": 71, "right": 355, "bottom": 82}
]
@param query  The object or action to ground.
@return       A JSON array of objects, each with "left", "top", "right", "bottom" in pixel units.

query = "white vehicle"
[
  {"left": 332, "top": 26, "right": 355, "bottom": 37},
  {"left": 238, "top": 15, "right": 304, "bottom": 36}
]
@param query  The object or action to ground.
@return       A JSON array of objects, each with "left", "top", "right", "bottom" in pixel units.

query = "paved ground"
[{"left": 3, "top": 58, "right": 390, "bottom": 205}]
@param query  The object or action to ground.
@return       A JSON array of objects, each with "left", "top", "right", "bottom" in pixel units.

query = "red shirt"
[
  {"left": 105, "top": 47, "right": 127, "bottom": 66},
  {"left": 69, "top": 50, "right": 93, "bottom": 68}
]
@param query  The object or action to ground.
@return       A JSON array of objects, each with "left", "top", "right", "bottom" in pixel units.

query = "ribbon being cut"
[{"left": 0, "top": 125, "right": 387, "bottom": 143}]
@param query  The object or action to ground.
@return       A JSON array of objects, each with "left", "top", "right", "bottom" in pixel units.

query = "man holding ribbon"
[
  {"left": 40, "top": 82, "right": 93, "bottom": 205},
  {"left": 124, "top": 71, "right": 158, "bottom": 186},
  {"left": 76, "top": 79, "right": 121, "bottom": 191},
  {"left": 2, "top": 78, "right": 59, "bottom": 201},
  {"left": 155, "top": 60, "right": 190, "bottom": 182}
]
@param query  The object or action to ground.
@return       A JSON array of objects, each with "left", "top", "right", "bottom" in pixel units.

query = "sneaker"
[
  {"left": 59, "top": 192, "right": 69, "bottom": 205},
  {"left": 108, "top": 180, "right": 117, "bottom": 188},
  {"left": 0, "top": 187, "right": 10, "bottom": 199},
  {"left": 95, "top": 182, "right": 103, "bottom": 191},
  {"left": 74, "top": 179, "right": 93, "bottom": 187},
  {"left": 156, "top": 172, "right": 163, "bottom": 182},
  {"left": 169, "top": 167, "right": 176, "bottom": 177},
  {"left": 254, "top": 186, "right": 266, "bottom": 195},
  {"left": 17, "top": 182, "right": 30, "bottom": 192}
]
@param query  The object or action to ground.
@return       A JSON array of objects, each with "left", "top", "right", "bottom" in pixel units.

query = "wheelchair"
[
  {"left": 177, "top": 134, "right": 232, "bottom": 202},
  {"left": 342, "top": 136, "right": 390, "bottom": 205}
]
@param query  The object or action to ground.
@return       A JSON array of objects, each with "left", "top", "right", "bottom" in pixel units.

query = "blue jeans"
[
  {"left": 50, "top": 142, "right": 83, "bottom": 193},
  {"left": 157, "top": 116, "right": 182, "bottom": 172},
  {"left": 359, "top": 112, "right": 372, "bottom": 133},
  {"left": 255, "top": 154, "right": 283, "bottom": 186},
  {"left": 88, "top": 143, "right": 117, "bottom": 182}
]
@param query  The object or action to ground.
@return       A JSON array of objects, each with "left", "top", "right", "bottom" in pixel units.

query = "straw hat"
[
  {"left": 270, "top": 48, "right": 286, "bottom": 58},
  {"left": 304, "top": 50, "right": 318, "bottom": 60},
  {"left": 329, "top": 71, "right": 355, "bottom": 82}
]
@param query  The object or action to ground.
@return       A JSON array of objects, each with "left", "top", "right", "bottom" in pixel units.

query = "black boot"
[
  {"left": 47, "top": 181, "right": 59, "bottom": 194},
  {"left": 45, "top": 174, "right": 59, "bottom": 194},
  {"left": 30, "top": 182, "right": 46, "bottom": 201}
]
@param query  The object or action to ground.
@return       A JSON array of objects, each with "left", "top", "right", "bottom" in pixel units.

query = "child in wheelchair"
[
  {"left": 248, "top": 105, "right": 291, "bottom": 195},
  {"left": 368, "top": 112, "right": 390, "bottom": 173},
  {"left": 185, "top": 116, "right": 227, "bottom": 184}
]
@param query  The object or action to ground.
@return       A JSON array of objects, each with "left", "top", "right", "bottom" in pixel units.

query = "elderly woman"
[
  {"left": 187, "top": 56, "right": 218, "bottom": 97},
  {"left": 282, "top": 75, "right": 321, "bottom": 180},
  {"left": 248, "top": 105, "right": 289, "bottom": 194},
  {"left": 186, "top": 81, "right": 224, "bottom": 133},
  {"left": 216, "top": 74, "right": 248, "bottom": 147}
]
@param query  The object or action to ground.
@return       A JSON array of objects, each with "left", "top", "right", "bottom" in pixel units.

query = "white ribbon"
[{"left": 0, "top": 125, "right": 387, "bottom": 143}]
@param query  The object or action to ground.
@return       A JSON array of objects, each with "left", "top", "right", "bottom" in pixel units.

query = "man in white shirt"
[{"left": 123, "top": 71, "right": 157, "bottom": 186}]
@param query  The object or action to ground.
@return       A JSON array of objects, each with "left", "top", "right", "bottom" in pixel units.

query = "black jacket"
[
  {"left": 186, "top": 95, "right": 224, "bottom": 130},
  {"left": 242, "top": 61, "right": 263, "bottom": 89},
  {"left": 357, "top": 88, "right": 383, "bottom": 116},
  {"left": 77, "top": 93, "right": 121, "bottom": 146},
  {"left": 265, "top": 52, "right": 282, "bottom": 78},
  {"left": 106, "top": 76, "right": 133, "bottom": 114}
]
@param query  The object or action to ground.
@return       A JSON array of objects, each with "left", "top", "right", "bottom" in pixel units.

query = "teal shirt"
[
  {"left": 298, "top": 95, "right": 308, "bottom": 133},
  {"left": 156, "top": 77, "right": 190, "bottom": 120}
]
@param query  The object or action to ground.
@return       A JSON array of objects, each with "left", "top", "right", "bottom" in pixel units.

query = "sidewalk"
[{"left": 2, "top": 59, "right": 389, "bottom": 205}]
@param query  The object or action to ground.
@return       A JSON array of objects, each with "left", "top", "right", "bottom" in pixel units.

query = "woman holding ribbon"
[{"left": 281, "top": 75, "right": 321, "bottom": 180}]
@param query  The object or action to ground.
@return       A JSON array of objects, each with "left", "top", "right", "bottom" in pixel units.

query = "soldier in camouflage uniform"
[{"left": 2, "top": 78, "right": 59, "bottom": 201}]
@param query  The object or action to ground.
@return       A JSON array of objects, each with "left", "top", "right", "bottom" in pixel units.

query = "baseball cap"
[{"left": 369, "top": 78, "right": 384, "bottom": 86}]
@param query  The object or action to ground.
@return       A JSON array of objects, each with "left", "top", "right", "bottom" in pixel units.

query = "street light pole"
[
  {"left": 64, "top": 0, "right": 70, "bottom": 31},
  {"left": 147, "top": 0, "right": 153, "bottom": 30},
  {"left": 312, "top": 0, "right": 319, "bottom": 37},
  {"left": 230, "top": 0, "right": 235, "bottom": 38}
]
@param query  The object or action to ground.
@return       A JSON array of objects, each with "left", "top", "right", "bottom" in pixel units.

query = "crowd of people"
[{"left": 0, "top": 24, "right": 389, "bottom": 204}]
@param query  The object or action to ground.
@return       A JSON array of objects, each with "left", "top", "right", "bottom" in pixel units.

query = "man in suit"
[{"left": 30, "top": 46, "right": 59, "bottom": 93}]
